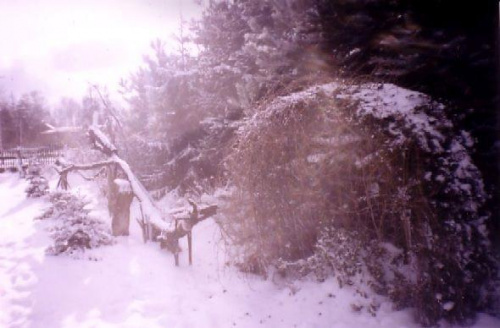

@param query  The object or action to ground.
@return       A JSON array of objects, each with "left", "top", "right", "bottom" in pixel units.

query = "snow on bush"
[
  {"left": 222, "top": 81, "right": 496, "bottom": 325},
  {"left": 36, "top": 191, "right": 114, "bottom": 258},
  {"left": 25, "top": 164, "right": 49, "bottom": 198}
]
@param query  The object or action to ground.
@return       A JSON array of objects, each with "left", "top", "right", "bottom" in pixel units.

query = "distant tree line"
[
  {"left": 0, "top": 92, "right": 50, "bottom": 149},
  {"left": 0, "top": 86, "right": 118, "bottom": 149}
]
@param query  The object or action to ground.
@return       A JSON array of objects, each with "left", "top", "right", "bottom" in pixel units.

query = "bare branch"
[
  {"left": 92, "top": 85, "right": 123, "bottom": 130},
  {"left": 58, "top": 160, "right": 115, "bottom": 175}
]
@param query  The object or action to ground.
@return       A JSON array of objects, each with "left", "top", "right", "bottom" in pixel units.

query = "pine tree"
[{"left": 14, "top": 92, "right": 50, "bottom": 147}]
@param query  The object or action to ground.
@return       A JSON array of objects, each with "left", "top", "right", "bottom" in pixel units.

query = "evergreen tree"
[
  {"left": 194, "top": 0, "right": 323, "bottom": 111},
  {"left": 315, "top": 0, "right": 499, "bottom": 251},
  {"left": 0, "top": 104, "right": 17, "bottom": 149},
  {"left": 14, "top": 92, "right": 50, "bottom": 147},
  {"left": 122, "top": 39, "right": 202, "bottom": 141}
]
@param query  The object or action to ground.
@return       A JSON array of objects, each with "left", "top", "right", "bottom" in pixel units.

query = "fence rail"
[{"left": 0, "top": 146, "right": 64, "bottom": 170}]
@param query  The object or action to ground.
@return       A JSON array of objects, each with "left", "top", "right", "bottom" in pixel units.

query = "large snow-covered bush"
[
  {"left": 37, "top": 191, "right": 114, "bottom": 258},
  {"left": 222, "top": 81, "right": 496, "bottom": 325}
]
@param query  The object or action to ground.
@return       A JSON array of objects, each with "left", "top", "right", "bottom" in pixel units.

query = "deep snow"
[{"left": 0, "top": 172, "right": 499, "bottom": 328}]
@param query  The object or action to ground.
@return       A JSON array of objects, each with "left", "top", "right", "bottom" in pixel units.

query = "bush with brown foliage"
[{"left": 220, "top": 81, "right": 497, "bottom": 326}]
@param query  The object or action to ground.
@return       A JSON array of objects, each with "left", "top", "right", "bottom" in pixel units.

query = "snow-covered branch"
[
  {"left": 56, "top": 125, "right": 218, "bottom": 265},
  {"left": 56, "top": 160, "right": 115, "bottom": 174},
  {"left": 55, "top": 154, "right": 172, "bottom": 234},
  {"left": 88, "top": 126, "right": 117, "bottom": 156},
  {"left": 109, "top": 154, "right": 173, "bottom": 233},
  {"left": 41, "top": 123, "right": 84, "bottom": 134}
]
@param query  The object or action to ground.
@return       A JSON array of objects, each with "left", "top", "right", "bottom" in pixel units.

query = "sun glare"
[{"left": 0, "top": 0, "right": 202, "bottom": 104}]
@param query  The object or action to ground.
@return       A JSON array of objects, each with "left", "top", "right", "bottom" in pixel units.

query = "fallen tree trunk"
[
  {"left": 56, "top": 126, "right": 173, "bottom": 237},
  {"left": 55, "top": 125, "right": 218, "bottom": 264}
]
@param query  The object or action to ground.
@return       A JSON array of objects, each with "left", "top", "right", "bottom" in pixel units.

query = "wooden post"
[
  {"left": 187, "top": 231, "right": 192, "bottom": 265},
  {"left": 174, "top": 252, "right": 180, "bottom": 266},
  {"left": 109, "top": 176, "right": 134, "bottom": 236},
  {"left": 16, "top": 148, "right": 24, "bottom": 177}
]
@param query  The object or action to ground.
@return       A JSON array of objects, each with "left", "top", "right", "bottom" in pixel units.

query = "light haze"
[{"left": 0, "top": 0, "right": 202, "bottom": 105}]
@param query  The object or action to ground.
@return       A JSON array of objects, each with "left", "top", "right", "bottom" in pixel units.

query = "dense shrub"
[
  {"left": 221, "top": 81, "right": 496, "bottom": 325},
  {"left": 37, "top": 191, "right": 114, "bottom": 258},
  {"left": 25, "top": 164, "right": 49, "bottom": 198}
]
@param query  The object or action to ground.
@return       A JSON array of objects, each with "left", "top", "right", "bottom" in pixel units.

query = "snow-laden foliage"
[
  {"left": 222, "top": 81, "right": 496, "bottom": 326},
  {"left": 36, "top": 191, "right": 114, "bottom": 258},
  {"left": 25, "top": 164, "right": 49, "bottom": 198},
  {"left": 275, "top": 227, "right": 404, "bottom": 317}
]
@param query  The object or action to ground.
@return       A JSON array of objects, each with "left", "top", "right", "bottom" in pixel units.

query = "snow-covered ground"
[{"left": 1, "top": 172, "right": 499, "bottom": 328}]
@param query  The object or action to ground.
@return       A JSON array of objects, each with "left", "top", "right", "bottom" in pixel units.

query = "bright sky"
[{"left": 0, "top": 0, "right": 203, "bottom": 106}]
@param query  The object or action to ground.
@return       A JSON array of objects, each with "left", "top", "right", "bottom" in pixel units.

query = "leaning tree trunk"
[{"left": 54, "top": 125, "right": 218, "bottom": 264}]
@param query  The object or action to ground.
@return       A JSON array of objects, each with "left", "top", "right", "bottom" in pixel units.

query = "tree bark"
[{"left": 109, "top": 178, "right": 134, "bottom": 236}]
